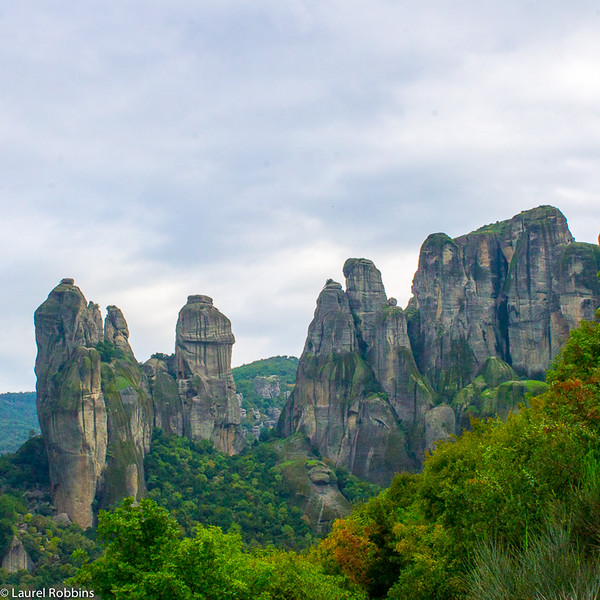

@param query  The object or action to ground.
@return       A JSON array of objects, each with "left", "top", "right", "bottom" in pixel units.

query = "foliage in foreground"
[
  {"left": 318, "top": 310, "right": 600, "bottom": 599},
  {"left": 466, "top": 518, "right": 600, "bottom": 600},
  {"left": 0, "top": 496, "right": 100, "bottom": 591},
  {"left": 71, "top": 497, "right": 365, "bottom": 600}
]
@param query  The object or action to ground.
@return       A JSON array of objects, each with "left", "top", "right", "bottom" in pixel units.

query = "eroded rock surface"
[
  {"left": 279, "top": 206, "right": 600, "bottom": 484},
  {"left": 279, "top": 262, "right": 432, "bottom": 484},
  {"left": 35, "top": 283, "right": 246, "bottom": 526},
  {"left": 2, "top": 536, "right": 33, "bottom": 573},
  {"left": 408, "top": 206, "right": 600, "bottom": 397},
  {"left": 35, "top": 281, "right": 152, "bottom": 527},
  {"left": 35, "top": 280, "right": 107, "bottom": 528},
  {"left": 175, "top": 295, "right": 244, "bottom": 455}
]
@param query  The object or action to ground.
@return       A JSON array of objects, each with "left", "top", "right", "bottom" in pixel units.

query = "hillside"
[
  {"left": 0, "top": 393, "right": 39, "bottom": 455},
  {"left": 232, "top": 355, "right": 299, "bottom": 440}
]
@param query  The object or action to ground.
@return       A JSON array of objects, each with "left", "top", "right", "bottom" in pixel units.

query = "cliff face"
[
  {"left": 35, "top": 284, "right": 243, "bottom": 527},
  {"left": 279, "top": 206, "right": 600, "bottom": 484},
  {"left": 408, "top": 206, "right": 600, "bottom": 397},
  {"left": 35, "top": 279, "right": 109, "bottom": 529},
  {"left": 35, "top": 206, "right": 600, "bottom": 507},
  {"left": 2, "top": 536, "right": 34, "bottom": 573},
  {"left": 279, "top": 263, "right": 433, "bottom": 485},
  {"left": 35, "top": 281, "right": 155, "bottom": 527},
  {"left": 99, "top": 306, "right": 154, "bottom": 511},
  {"left": 175, "top": 295, "right": 244, "bottom": 455}
]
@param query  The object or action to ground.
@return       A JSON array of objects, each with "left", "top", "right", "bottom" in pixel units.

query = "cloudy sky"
[{"left": 1, "top": 1, "right": 599, "bottom": 392}]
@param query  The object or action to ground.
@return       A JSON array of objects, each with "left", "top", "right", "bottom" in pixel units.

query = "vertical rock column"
[
  {"left": 99, "top": 305, "right": 154, "bottom": 509},
  {"left": 175, "top": 295, "right": 244, "bottom": 455},
  {"left": 34, "top": 279, "right": 107, "bottom": 529}
]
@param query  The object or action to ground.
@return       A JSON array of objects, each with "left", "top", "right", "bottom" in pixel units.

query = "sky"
[{"left": 1, "top": 1, "right": 600, "bottom": 392}]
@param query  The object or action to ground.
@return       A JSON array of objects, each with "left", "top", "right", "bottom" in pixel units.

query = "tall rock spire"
[
  {"left": 279, "top": 206, "right": 600, "bottom": 484},
  {"left": 408, "top": 205, "right": 600, "bottom": 397},
  {"left": 34, "top": 279, "right": 107, "bottom": 529},
  {"left": 34, "top": 280, "right": 153, "bottom": 527},
  {"left": 279, "top": 264, "right": 432, "bottom": 484},
  {"left": 175, "top": 295, "right": 244, "bottom": 455}
]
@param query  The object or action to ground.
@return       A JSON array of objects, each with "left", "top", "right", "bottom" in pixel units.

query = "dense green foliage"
[
  {"left": 233, "top": 355, "right": 299, "bottom": 384},
  {"left": 145, "top": 430, "right": 314, "bottom": 549},
  {"left": 95, "top": 340, "right": 126, "bottom": 364},
  {"left": 71, "top": 497, "right": 365, "bottom": 599},
  {"left": 0, "top": 436, "right": 50, "bottom": 497},
  {"left": 0, "top": 393, "right": 39, "bottom": 454},
  {"left": 318, "top": 310, "right": 600, "bottom": 599},
  {"left": 0, "top": 503, "right": 101, "bottom": 591},
  {"left": 233, "top": 355, "right": 298, "bottom": 414}
]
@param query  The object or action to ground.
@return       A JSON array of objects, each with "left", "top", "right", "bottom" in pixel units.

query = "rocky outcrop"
[
  {"left": 175, "top": 295, "right": 244, "bottom": 455},
  {"left": 35, "top": 281, "right": 154, "bottom": 527},
  {"left": 104, "top": 305, "right": 134, "bottom": 359},
  {"left": 99, "top": 305, "right": 154, "bottom": 510},
  {"left": 144, "top": 357, "right": 184, "bottom": 437},
  {"left": 35, "top": 280, "right": 108, "bottom": 529},
  {"left": 279, "top": 206, "right": 600, "bottom": 484},
  {"left": 254, "top": 376, "right": 281, "bottom": 399},
  {"left": 35, "top": 283, "right": 245, "bottom": 526},
  {"left": 273, "top": 433, "right": 351, "bottom": 533},
  {"left": 452, "top": 358, "right": 549, "bottom": 430},
  {"left": 408, "top": 206, "right": 600, "bottom": 398},
  {"left": 279, "top": 262, "right": 433, "bottom": 485},
  {"left": 2, "top": 536, "right": 33, "bottom": 573}
]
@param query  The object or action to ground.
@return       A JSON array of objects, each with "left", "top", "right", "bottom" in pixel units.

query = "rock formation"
[
  {"left": 408, "top": 205, "right": 600, "bottom": 397},
  {"left": 254, "top": 376, "right": 281, "bottom": 399},
  {"left": 35, "top": 283, "right": 245, "bottom": 526},
  {"left": 143, "top": 356, "right": 184, "bottom": 437},
  {"left": 34, "top": 280, "right": 155, "bottom": 528},
  {"left": 279, "top": 206, "right": 600, "bottom": 484},
  {"left": 99, "top": 306, "right": 153, "bottom": 510},
  {"left": 35, "top": 206, "right": 599, "bottom": 509},
  {"left": 175, "top": 295, "right": 244, "bottom": 455},
  {"left": 2, "top": 536, "right": 33, "bottom": 573},
  {"left": 34, "top": 279, "right": 108, "bottom": 529},
  {"left": 279, "top": 262, "right": 433, "bottom": 485},
  {"left": 273, "top": 433, "right": 351, "bottom": 533}
]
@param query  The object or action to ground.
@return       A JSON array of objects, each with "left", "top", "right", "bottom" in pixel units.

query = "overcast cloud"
[{"left": 1, "top": 1, "right": 599, "bottom": 391}]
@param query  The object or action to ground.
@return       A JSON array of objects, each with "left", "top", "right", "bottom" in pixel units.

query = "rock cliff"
[
  {"left": 34, "top": 279, "right": 108, "bottom": 529},
  {"left": 99, "top": 305, "right": 153, "bottom": 511},
  {"left": 279, "top": 206, "right": 600, "bottom": 484},
  {"left": 35, "top": 283, "right": 243, "bottom": 527},
  {"left": 175, "top": 295, "right": 244, "bottom": 455},
  {"left": 408, "top": 205, "right": 600, "bottom": 397},
  {"left": 35, "top": 206, "right": 599, "bottom": 507},
  {"left": 2, "top": 536, "right": 33, "bottom": 573},
  {"left": 278, "top": 262, "right": 433, "bottom": 485}
]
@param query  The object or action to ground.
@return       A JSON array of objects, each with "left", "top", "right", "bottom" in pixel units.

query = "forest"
[{"left": 0, "top": 393, "right": 39, "bottom": 454}]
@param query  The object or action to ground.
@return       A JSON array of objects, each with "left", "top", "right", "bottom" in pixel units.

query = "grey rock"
[
  {"left": 175, "top": 295, "right": 244, "bottom": 455},
  {"left": 408, "top": 206, "right": 600, "bottom": 397},
  {"left": 2, "top": 536, "right": 33, "bottom": 573},
  {"left": 253, "top": 375, "right": 281, "bottom": 399}
]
